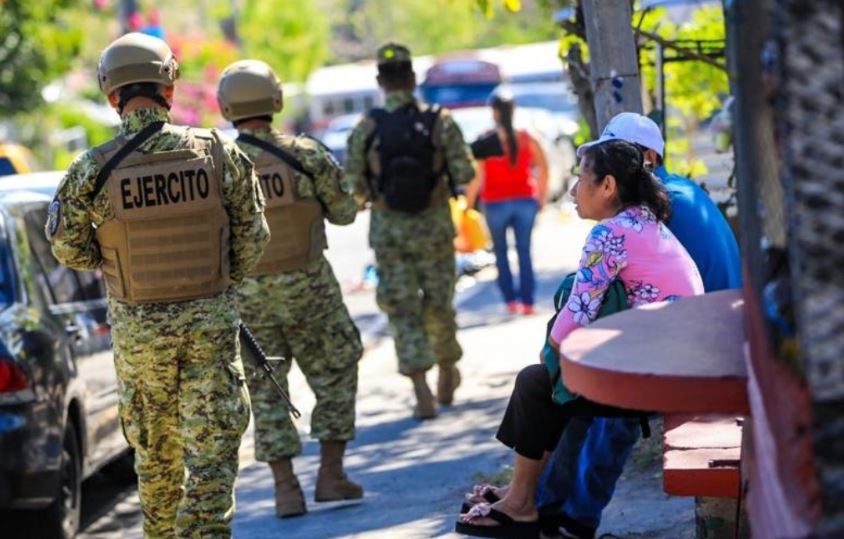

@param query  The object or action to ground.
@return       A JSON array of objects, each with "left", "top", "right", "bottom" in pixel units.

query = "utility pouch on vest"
[
  {"left": 238, "top": 134, "right": 327, "bottom": 275},
  {"left": 93, "top": 128, "right": 231, "bottom": 304}
]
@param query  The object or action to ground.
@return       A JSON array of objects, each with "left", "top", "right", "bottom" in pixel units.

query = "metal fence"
[{"left": 730, "top": 0, "right": 844, "bottom": 532}]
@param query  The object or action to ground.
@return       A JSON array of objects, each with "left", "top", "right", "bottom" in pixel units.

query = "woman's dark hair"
[
  {"left": 583, "top": 139, "right": 672, "bottom": 222},
  {"left": 489, "top": 92, "right": 518, "bottom": 165}
]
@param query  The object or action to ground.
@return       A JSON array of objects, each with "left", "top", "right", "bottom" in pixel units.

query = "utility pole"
[
  {"left": 117, "top": 0, "right": 138, "bottom": 34},
  {"left": 220, "top": 0, "right": 240, "bottom": 47},
  {"left": 580, "top": 0, "right": 642, "bottom": 130}
]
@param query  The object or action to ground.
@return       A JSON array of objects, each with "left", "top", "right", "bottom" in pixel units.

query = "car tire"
[
  {"left": 100, "top": 448, "right": 137, "bottom": 485},
  {"left": 42, "top": 423, "right": 82, "bottom": 539}
]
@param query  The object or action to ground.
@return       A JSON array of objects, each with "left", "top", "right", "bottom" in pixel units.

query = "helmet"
[
  {"left": 97, "top": 33, "right": 179, "bottom": 95},
  {"left": 217, "top": 60, "right": 284, "bottom": 122}
]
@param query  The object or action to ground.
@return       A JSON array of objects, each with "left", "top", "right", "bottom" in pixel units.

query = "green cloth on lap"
[{"left": 542, "top": 273, "right": 630, "bottom": 405}]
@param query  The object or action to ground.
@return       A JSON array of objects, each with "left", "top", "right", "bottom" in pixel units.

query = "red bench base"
[{"left": 663, "top": 414, "right": 742, "bottom": 498}]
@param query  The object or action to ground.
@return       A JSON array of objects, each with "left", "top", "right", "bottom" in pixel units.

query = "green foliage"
[
  {"left": 475, "top": 0, "right": 529, "bottom": 17},
  {"left": 16, "top": 103, "right": 116, "bottom": 169},
  {"left": 640, "top": 6, "right": 728, "bottom": 175},
  {"left": 659, "top": 7, "right": 727, "bottom": 121},
  {"left": 173, "top": 38, "right": 239, "bottom": 82},
  {"left": 554, "top": 5, "right": 728, "bottom": 176},
  {"left": 0, "top": 0, "right": 85, "bottom": 115},
  {"left": 346, "top": 0, "right": 556, "bottom": 60},
  {"left": 238, "top": 0, "right": 329, "bottom": 83}
]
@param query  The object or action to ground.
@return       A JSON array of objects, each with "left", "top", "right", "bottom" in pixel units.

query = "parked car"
[
  {"left": 451, "top": 106, "right": 578, "bottom": 201},
  {"left": 0, "top": 144, "right": 41, "bottom": 177},
  {"left": 0, "top": 172, "right": 133, "bottom": 539},
  {"left": 493, "top": 81, "right": 581, "bottom": 138},
  {"left": 312, "top": 112, "right": 363, "bottom": 166}
]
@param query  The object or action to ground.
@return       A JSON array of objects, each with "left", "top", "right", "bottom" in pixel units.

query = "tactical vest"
[
  {"left": 247, "top": 136, "right": 326, "bottom": 275},
  {"left": 92, "top": 127, "right": 231, "bottom": 304}
]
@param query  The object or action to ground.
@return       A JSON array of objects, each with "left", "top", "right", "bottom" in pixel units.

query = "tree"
[
  {"left": 0, "top": 0, "right": 85, "bottom": 115},
  {"left": 237, "top": 0, "right": 329, "bottom": 83},
  {"left": 330, "top": 0, "right": 556, "bottom": 63},
  {"left": 556, "top": 3, "right": 728, "bottom": 175}
]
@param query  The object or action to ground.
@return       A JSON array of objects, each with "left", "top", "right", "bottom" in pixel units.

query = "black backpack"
[{"left": 365, "top": 103, "right": 443, "bottom": 214}]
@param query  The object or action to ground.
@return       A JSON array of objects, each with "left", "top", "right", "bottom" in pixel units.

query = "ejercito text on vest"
[
  {"left": 257, "top": 170, "right": 286, "bottom": 200},
  {"left": 119, "top": 166, "right": 212, "bottom": 209}
]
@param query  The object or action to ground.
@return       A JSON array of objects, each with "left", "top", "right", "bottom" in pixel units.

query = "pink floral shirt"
[{"left": 550, "top": 205, "right": 704, "bottom": 345}]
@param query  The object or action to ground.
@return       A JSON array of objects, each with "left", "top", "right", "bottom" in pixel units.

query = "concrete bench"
[
  {"left": 560, "top": 289, "right": 749, "bottom": 415},
  {"left": 663, "top": 414, "right": 742, "bottom": 499},
  {"left": 559, "top": 290, "right": 749, "bottom": 538}
]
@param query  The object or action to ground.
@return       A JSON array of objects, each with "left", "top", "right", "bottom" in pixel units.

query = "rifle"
[{"left": 238, "top": 322, "right": 302, "bottom": 419}]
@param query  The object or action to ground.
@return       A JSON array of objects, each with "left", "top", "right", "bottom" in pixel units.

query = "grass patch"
[
  {"left": 473, "top": 464, "right": 513, "bottom": 487},
  {"left": 627, "top": 417, "right": 664, "bottom": 473}
]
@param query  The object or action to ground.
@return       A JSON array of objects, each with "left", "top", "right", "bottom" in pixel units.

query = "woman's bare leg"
[{"left": 461, "top": 452, "right": 549, "bottom": 526}]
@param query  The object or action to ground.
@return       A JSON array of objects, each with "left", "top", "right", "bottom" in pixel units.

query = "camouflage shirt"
[
  {"left": 345, "top": 90, "right": 475, "bottom": 251},
  {"left": 48, "top": 107, "right": 269, "bottom": 332},
  {"left": 236, "top": 127, "right": 357, "bottom": 326}
]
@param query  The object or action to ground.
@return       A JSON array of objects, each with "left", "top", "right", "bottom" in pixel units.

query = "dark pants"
[
  {"left": 484, "top": 198, "right": 538, "bottom": 306},
  {"left": 535, "top": 417, "right": 641, "bottom": 529},
  {"left": 495, "top": 364, "right": 642, "bottom": 460}
]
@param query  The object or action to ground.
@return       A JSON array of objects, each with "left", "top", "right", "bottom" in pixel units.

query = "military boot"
[
  {"left": 269, "top": 458, "right": 307, "bottom": 518},
  {"left": 314, "top": 441, "right": 364, "bottom": 501},
  {"left": 410, "top": 371, "right": 437, "bottom": 419},
  {"left": 436, "top": 363, "right": 461, "bottom": 406}
]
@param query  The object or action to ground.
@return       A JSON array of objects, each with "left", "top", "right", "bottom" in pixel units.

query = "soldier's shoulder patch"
[{"left": 46, "top": 199, "right": 61, "bottom": 239}]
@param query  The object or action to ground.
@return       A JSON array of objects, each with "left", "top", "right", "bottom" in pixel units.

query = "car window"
[
  {"left": 0, "top": 220, "right": 14, "bottom": 309},
  {"left": 24, "top": 208, "right": 97, "bottom": 305}
]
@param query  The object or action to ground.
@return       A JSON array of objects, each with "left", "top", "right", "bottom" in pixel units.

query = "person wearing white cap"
[
  {"left": 576, "top": 112, "right": 666, "bottom": 159},
  {"left": 535, "top": 112, "right": 742, "bottom": 538}
]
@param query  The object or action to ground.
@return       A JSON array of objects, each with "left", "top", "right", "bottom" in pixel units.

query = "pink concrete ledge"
[{"left": 560, "top": 289, "right": 749, "bottom": 415}]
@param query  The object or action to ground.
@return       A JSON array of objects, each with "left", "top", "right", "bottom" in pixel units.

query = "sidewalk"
[
  {"left": 231, "top": 207, "right": 695, "bottom": 539},
  {"left": 76, "top": 206, "right": 694, "bottom": 538}
]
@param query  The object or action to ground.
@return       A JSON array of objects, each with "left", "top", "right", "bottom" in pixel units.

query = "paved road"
[{"left": 76, "top": 206, "right": 695, "bottom": 539}]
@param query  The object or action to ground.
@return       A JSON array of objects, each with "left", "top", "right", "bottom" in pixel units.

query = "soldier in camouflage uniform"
[
  {"left": 345, "top": 44, "right": 475, "bottom": 419},
  {"left": 47, "top": 34, "right": 269, "bottom": 539},
  {"left": 216, "top": 60, "right": 364, "bottom": 518}
]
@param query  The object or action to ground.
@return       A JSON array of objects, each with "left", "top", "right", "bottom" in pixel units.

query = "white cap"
[{"left": 577, "top": 112, "right": 665, "bottom": 158}]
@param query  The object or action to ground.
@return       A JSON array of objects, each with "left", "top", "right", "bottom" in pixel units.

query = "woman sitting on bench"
[{"left": 456, "top": 139, "right": 704, "bottom": 538}]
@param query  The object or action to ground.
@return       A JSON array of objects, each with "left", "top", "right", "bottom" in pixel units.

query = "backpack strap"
[
  {"left": 92, "top": 121, "right": 166, "bottom": 199},
  {"left": 363, "top": 108, "right": 388, "bottom": 155},
  {"left": 237, "top": 133, "right": 314, "bottom": 181},
  {"left": 423, "top": 104, "right": 457, "bottom": 197},
  {"left": 363, "top": 109, "right": 389, "bottom": 197}
]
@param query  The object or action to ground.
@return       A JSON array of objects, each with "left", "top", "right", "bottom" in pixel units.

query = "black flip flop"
[
  {"left": 459, "top": 487, "right": 501, "bottom": 513},
  {"left": 455, "top": 506, "right": 540, "bottom": 538}
]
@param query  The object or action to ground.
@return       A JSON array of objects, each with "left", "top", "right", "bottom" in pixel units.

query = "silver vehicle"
[
  {"left": 493, "top": 81, "right": 581, "bottom": 136},
  {"left": 313, "top": 112, "right": 363, "bottom": 167}
]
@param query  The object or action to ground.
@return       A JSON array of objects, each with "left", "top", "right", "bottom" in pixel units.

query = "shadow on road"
[{"left": 232, "top": 393, "right": 512, "bottom": 539}]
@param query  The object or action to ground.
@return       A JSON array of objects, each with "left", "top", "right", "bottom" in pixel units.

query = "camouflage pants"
[
  {"left": 112, "top": 324, "right": 250, "bottom": 539},
  {"left": 243, "top": 308, "right": 362, "bottom": 462},
  {"left": 375, "top": 244, "right": 462, "bottom": 376}
]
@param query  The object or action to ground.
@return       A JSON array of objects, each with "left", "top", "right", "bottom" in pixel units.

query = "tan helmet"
[
  {"left": 217, "top": 60, "right": 283, "bottom": 122},
  {"left": 98, "top": 32, "right": 179, "bottom": 95}
]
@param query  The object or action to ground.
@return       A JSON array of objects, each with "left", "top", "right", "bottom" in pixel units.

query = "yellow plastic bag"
[{"left": 450, "top": 196, "right": 490, "bottom": 253}]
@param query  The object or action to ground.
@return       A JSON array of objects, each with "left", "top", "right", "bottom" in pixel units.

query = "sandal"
[
  {"left": 455, "top": 503, "right": 540, "bottom": 538},
  {"left": 459, "top": 484, "right": 502, "bottom": 513}
]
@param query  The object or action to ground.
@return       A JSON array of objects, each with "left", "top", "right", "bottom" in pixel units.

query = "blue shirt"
[{"left": 655, "top": 166, "right": 742, "bottom": 292}]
